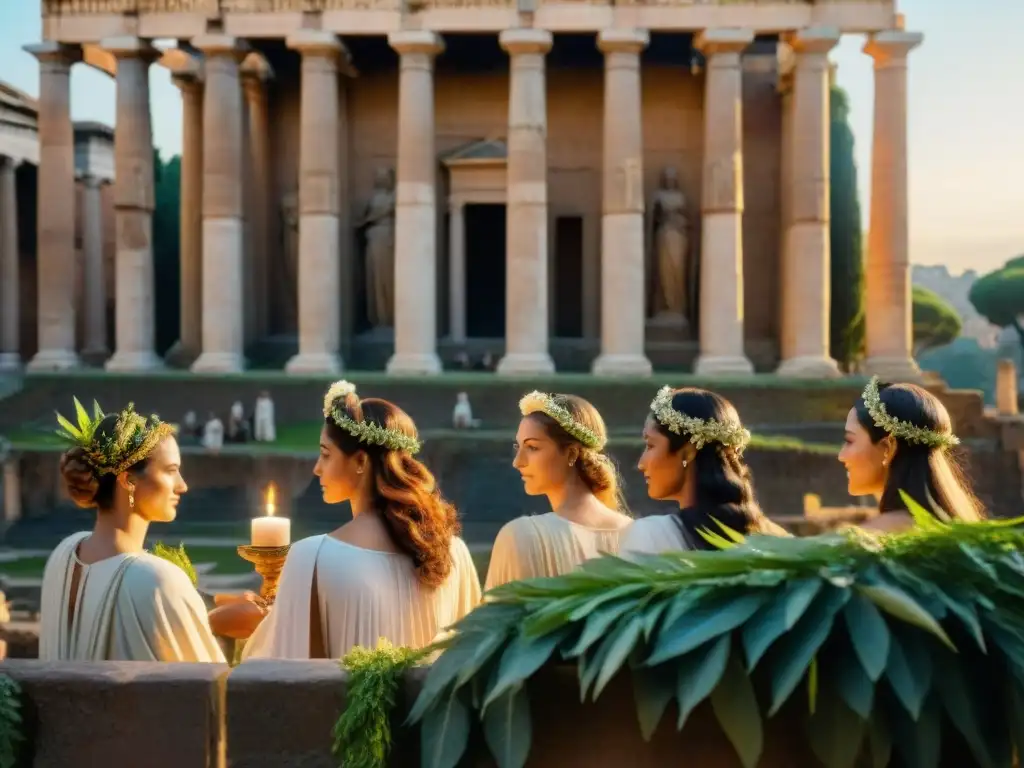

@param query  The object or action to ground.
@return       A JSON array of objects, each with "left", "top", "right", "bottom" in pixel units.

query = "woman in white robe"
[
  {"left": 622, "top": 387, "right": 785, "bottom": 558},
  {"left": 838, "top": 376, "right": 984, "bottom": 532},
  {"left": 238, "top": 381, "right": 481, "bottom": 659},
  {"left": 40, "top": 400, "right": 225, "bottom": 662},
  {"left": 485, "top": 392, "right": 631, "bottom": 590}
]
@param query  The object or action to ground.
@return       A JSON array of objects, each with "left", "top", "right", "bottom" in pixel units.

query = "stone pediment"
[{"left": 441, "top": 138, "right": 507, "bottom": 168}]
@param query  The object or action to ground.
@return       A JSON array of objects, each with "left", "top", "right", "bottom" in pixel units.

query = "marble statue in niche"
[
  {"left": 648, "top": 166, "right": 693, "bottom": 329},
  {"left": 357, "top": 167, "right": 396, "bottom": 329}
]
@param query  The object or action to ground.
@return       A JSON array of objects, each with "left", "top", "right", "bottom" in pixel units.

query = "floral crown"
[
  {"left": 861, "top": 376, "right": 959, "bottom": 450},
  {"left": 55, "top": 398, "right": 176, "bottom": 476},
  {"left": 518, "top": 391, "right": 605, "bottom": 451},
  {"left": 650, "top": 386, "right": 751, "bottom": 452},
  {"left": 322, "top": 380, "right": 422, "bottom": 455}
]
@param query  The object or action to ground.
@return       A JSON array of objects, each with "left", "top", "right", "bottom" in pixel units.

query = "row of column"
[{"left": 16, "top": 27, "right": 922, "bottom": 378}]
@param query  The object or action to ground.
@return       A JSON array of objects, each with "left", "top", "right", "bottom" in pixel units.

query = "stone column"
[
  {"left": 167, "top": 70, "right": 204, "bottom": 367},
  {"left": 386, "top": 31, "right": 444, "bottom": 375},
  {"left": 242, "top": 58, "right": 272, "bottom": 342},
  {"left": 497, "top": 29, "right": 555, "bottom": 375},
  {"left": 24, "top": 42, "right": 81, "bottom": 371},
  {"left": 776, "top": 28, "right": 841, "bottom": 378},
  {"left": 81, "top": 176, "right": 108, "bottom": 363},
  {"left": 592, "top": 29, "right": 652, "bottom": 377},
  {"left": 693, "top": 29, "right": 754, "bottom": 376},
  {"left": 863, "top": 30, "right": 923, "bottom": 380},
  {"left": 997, "top": 359, "right": 1019, "bottom": 416},
  {"left": 0, "top": 157, "right": 19, "bottom": 371},
  {"left": 448, "top": 198, "right": 466, "bottom": 344},
  {"left": 100, "top": 37, "right": 161, "bottom": 372},
  {"left": 285, "top": 31, "right": 345, "bottom": 374},
  {"left": 191, "top": 35, "right": 249, "bottom": 374}
]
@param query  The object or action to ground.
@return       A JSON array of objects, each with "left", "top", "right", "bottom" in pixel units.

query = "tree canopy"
[
  {"left": 969, "top": 256, "right": 1024, "bottom": 352},
  {"left": 912, "top": 285, "right": 962, "bottom": 355}
]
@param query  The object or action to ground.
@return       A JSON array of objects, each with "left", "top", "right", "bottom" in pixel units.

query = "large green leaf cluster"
[{"left": 408, "top": 503, "right": 1024, "bottom": 768}]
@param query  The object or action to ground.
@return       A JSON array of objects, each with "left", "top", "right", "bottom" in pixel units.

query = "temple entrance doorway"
[
  {"left": 464, "top": 203, "right": 506, "bottom": 338},
  {"left": 553, "top": 215, "right": 584, "bottom": 338}
]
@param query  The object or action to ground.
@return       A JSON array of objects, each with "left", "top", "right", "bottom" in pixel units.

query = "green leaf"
[
  {"left": 641, "top": 598, "right": 670, "bottom": 641},
  {"left": 806, "top": 691, "right": 866, "bottom": 768},
  {"left": 563, "top": 599, "right": 635, "bottom": 659},
  {"left": 709, "top": 647, "right": 763, "bottom": 768},
  {"left": 675, "top": 634, "right": 731, "bottom": 730},
  {"left": 767, "top": 586, "right": 850, "bottom": 716},
  {"left": 842, "top": 594, "right": 890, "bottom": 681},
  {"left": 646, "top": 591, "right": 767, "bottom": 667},
  {"left": 566, "top": 583, "right": 647, "bottom": 622},
  {"left": 884, "top": 629, "right": 929, "bottom": 720},
  {"left": 856, "top": 582, "right": 956, "bottom": 652},
  {"left": 593, "top": 615, "right": 645, "bottom": 699},
  {"left": 866, "top": 710, "right": 892, "bottom": 768},
  {"left": 932, "top": 585, "right": 986, "bottom": 652},
  {"left": 631, "top": 663, "right": 675, "bottom": 741},
  {"left": 887, "top": 692, "right": 941, "bottom": 768},
  {"left": 482, "top": 628, "right": 566, "bottom": 711},
  {"left": 482, "top": 685, "right": 531, "bottom": 768},
  {"left": 742, "top": 579, "right": 821, "bottom": 671},
  {"left": 420, "top": 691, "right": 472, "bottom": 768},
  {"left": 835, "top": 651, "right": 875, "bottom": 719}
]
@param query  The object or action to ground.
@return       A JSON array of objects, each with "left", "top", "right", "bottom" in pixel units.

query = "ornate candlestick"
[{"left": 236, "top": 544, "right": 291, "bottom": 605}]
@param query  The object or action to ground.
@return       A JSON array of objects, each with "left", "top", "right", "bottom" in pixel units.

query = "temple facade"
[{"left": 13, "top": 0, "right": 920, "bottom": 377}]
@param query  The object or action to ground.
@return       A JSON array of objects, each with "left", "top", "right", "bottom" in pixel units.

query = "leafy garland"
[
  {"left": 332, "top": 640, "right": 431, "bottom": 768},
  {"left": 151, "top": 542, "right": 198, "bottom": 586},
  {"left": 0, "top": 674, "right": 22, "bottom": 768},
  {"left": 405, "top": 497, "right": 1024, "bottom": 768}
]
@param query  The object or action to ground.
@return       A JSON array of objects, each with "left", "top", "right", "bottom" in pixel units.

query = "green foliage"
[
  {"left": 919, "top": 337, "right": 998, "bottom": 404},
  {"left": 829, "top": 85, "right": 866, "bottom": 371},
  {"left": 151, "top": 541, "right": 198, "bottom": 586},
  {"left": 333, "top": 640, "right": 431, "bottom": 768},
  {"left": 970, "top": 256, "right": 1024, "bottom": 354},
  {"left": 0, "top": 674, "right": 23, "bottom": 768},
  {"left": 408, "top": 508, "right": 1024, "bottom": 768},
  {"left": 912, "top": 285, "right": 962, "bottom": 354}
]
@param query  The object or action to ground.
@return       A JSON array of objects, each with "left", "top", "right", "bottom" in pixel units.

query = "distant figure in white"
[
  {"left": 254, "top": 391, "right": 276, "bottom": 442},
  {"left": 202, "top": 413, "right": 224, "bottom": 451},
  {"left": 452, "top": 392, "right": 480, "bottom": 429}
]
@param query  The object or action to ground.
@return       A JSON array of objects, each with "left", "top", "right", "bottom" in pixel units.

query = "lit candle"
[{"left": 251, "top": 483, "right": 290, "bottom": 547}]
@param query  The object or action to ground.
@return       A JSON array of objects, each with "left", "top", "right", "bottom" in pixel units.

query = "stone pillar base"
[
  {"left": 694, "top": 354, "right": 754, "bottom": 377},
  {"left": 862, "top": 356, "right": 922, "bottom": 382},
  {"left": 164, "top": 340, "right": 200, "bottom": 369},
  {"left": 591, "top": 353, "right": 652, "bottom": 377},
  {"left": 285, "top": 352, "right": 342, "bottom": 375},
  {"left": 191, "top": 351, "right": 246, "bottom": 374},
  {"left": 776, "top": 355, "right": 841, "bottom": 379},
  {"left": 105, "top": 350, "right": 164, "bottom": 373},
  {"left": 0, "top": 353, "right": 20, "bottom": 372},
  {"left": 386, "top": 352, "right": 441, "bottom": 376},
  {"left": 26, "top": 349, "right": 80, "bottom": 372},
  {"left": 497, "top": 352, "right": 555, "bottom": 376},
  {"left": 80, "top": 347, "right": 110, "bottom": 367}
]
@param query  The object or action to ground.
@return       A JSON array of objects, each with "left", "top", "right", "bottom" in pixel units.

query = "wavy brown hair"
[
  {"left": 324, "top": 394, "right": 461, "bottom": 588},
  {"left": 59, "top": 413, "right": 157, "bottom": 511},
  {"left": 525, "top": 394, "right": 627, "bottom": 513}
]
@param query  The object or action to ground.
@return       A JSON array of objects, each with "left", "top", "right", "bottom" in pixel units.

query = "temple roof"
[{"left": 441, "top": 138, "right": 507, "bottom": 166}]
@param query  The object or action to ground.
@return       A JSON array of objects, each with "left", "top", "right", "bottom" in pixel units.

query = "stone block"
[{"left": 0, "top": 660, "right": 228, "bottom": 768}]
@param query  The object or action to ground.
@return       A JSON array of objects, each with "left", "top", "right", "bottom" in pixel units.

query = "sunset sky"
[{"left": 1, "top": 0, "right": 1019, "bottom": 275}]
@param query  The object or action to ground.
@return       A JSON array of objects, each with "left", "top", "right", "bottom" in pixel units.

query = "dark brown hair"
[
  {"left": 854, "top": 382, "right": 984, "bottom": 521},
  {"left": 526, "top": 394, "right": 626, "bottom": 512},
  {"left": 59, "top": 414, "right": 154, "bottom": 511},
  {"left": 324, "top": 394, "right": 461, "bottom": 588}
]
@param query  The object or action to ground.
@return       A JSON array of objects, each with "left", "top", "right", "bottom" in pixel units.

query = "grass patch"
[{"left": 0, "top": 557, "right": 48, "bottom": 577}]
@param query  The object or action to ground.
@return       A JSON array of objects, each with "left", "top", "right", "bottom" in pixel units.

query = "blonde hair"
[{"left": 524, "top": 394, "right": 628, "bottom": 513}]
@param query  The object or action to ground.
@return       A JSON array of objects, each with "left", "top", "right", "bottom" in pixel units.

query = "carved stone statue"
[
  {"left": 254, "top": 391, "right": 276, "bottom": 442},
  {"left": 358, "top": 167, "right": 396, "bottom": 328},
  {"left": 648, "top": 166, "right": 691, "bottom": 325},
  {"left": 280, "top": 191, "right": 300, "bottom": 325}
]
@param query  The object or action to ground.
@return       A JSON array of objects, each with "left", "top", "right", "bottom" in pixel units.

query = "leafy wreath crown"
[
  {"left": 55, "top": 398, "right": 176, "bottom": 476},
  {"left": 322, "top": 380, "right": 422, "bottom": 455},
  {"left": 650, "top": 386, "right": 751, "bottom": 452},
  {"left": 519, "top": 391, "right": 605, "bottom": 451},
  {"left": 862, "top": 376, "right": 959, "bottom": 450}
]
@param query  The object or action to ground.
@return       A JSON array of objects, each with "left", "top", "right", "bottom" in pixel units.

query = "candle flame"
[{"left": 265, "top": 483, "right": 277, "bottom": 517}]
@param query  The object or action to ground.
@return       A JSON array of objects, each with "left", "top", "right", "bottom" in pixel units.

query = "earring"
[
  {"left": 681, "top": 460, "right": 688, "bottom": 468},
  {"left": 356, "top": 468, "right": 363, "bottom": 475},
  {"left": 128, "top": 488, "right": 135, "bottom": 508},
  {"left": 569, "top": 460, "right": 575, "bottom": 468}
]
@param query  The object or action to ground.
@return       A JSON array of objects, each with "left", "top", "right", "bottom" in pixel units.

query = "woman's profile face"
[
  {"left": 638, "top": 417, "right": 688, "bottom": 501},
  {"left": 512, "top": 417, "right": 573, "bottom": 497},
  {"left": 313, "top": 426, "right": 364, "bottom": 504},
  {"left": 129, "top": 437, "right": 187, "bottom": 523},
  {"left": 839, "top": 408, "right": 889, "bottom": 497}
]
